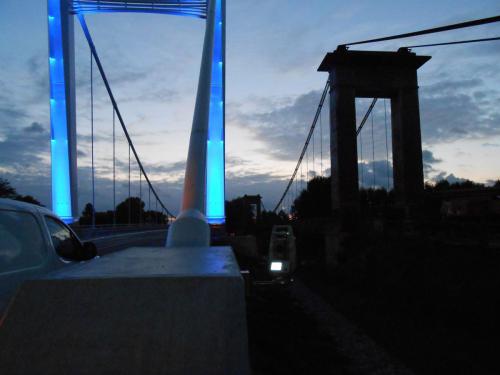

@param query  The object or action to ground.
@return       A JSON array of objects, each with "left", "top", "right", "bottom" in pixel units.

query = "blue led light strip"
[
  {"left": 48, "top": 0, "right": 73, "bottom": 223},
  {"left": 71, "top": 0, "right": 207, "bottom": 18},
  {"left": 206, "top": 0, "right": 225, "bottom": 224}
]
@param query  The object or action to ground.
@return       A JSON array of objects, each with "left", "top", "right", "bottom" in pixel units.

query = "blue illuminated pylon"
[
  {"left": 48, "top": 0, "right": 77, "bottom": 223},
  {"left": 47, "top": 0, "right": 224, "bottom": 227},
  {"left": 206, "top": 0, "right": 225, "bottom": 224}
]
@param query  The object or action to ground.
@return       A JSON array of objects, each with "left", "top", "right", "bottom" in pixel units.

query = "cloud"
[
  {"left": 226, "top": 171, "right": 289, "bottom": 210},
  {"left": 0, "top": 106, "right": 29, "bottom": 125},
  {"left": 358, "top": 159, "right": 393, "bottom": 189},
  {"left": 0, "top": 122, "right": 50, "bottom": 172},
  {"left": 23, "top": 122, "right": 45, "bottom": 133},
  {"left": 26, "top": 55, "right": 50, "bottom": 103},
  {"left": 431, "top": 172, "right": 467, "bottom": 185},
  {"left": 236, "top": 89, "right": 324, "bottom": 161},
  {"left": 420, "top": 78, "right": 500, "bottom": 144},
  {"left": 233, "top": 75, "right": 500, "bottom": 180},
  {"left": 421, "top": 149, "right": 442, "bottom": 177},
  {"left": 422, "top": 150, "right": 441, "bottom": 164}
]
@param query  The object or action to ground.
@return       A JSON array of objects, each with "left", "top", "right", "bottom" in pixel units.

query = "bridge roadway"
[{"left": 85, "top": 229, "right": 168, "bottom": 256}]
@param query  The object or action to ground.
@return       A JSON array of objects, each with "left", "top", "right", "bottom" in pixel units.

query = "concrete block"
[{"left": 0, "top": 246, "right": 250, "bottom": 375}]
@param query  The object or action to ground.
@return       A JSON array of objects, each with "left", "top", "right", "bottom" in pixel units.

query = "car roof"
[{"left": 0, "top": 198, "right": 54, "bottom": 216}]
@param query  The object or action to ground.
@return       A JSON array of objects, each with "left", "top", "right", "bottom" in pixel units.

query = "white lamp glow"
[{"left": 270, "top": 261, "right": 283, "bottom": 272}]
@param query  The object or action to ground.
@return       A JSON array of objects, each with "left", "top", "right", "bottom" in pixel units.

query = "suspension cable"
[
  {"left": 341, "top": 15, "right": 500, "bottom": 47},
  {"left": 272, "top": 79, "right": 329, "bottom": 212},
  {"left": 78, "top": 14, "right": 174, "bottom": 218},
  {"left": 356, "top": 98, "right": 377, "bottom": 135},
  {"left": 404, "top": 36, "right": 500, "bottom": 48}
]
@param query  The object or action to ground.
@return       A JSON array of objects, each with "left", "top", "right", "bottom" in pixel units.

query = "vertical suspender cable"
[
  {"left": 306, "top": 149, "right": 309, "bottom": 184},
  {"left": 359, "top": 127, "right": 364, "bottom": 188},
  {"left": 77, "top": 15, "right": 173, "bottom": 218},
  {"left": 90, "top": 50, "right": 95, "bottom": 228},
  {"left": 139, "top": 169, "right": 142, "bottom": 225},
  {"left": 371, "top": 107, "right": 376, "bottom": 188},
  {"left": 384, "top": 99, "right": 390, "bottom": 190},
  {"left": 312, "top": 128, "right": 315, "bottom": 176},
  {"left": 112, "top": 108, "right": 116, "bottom": 226},
  {"left": 320, "top": 107, "right": 323, "bottom": 176}
]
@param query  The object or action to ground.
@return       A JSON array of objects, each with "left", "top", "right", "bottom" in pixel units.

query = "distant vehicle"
[
  {"left": 0, "top": 198, "right": 97, "bottom": 314},
  {"left": 268, "top": 225, "right": 296, "bottom": 277}
]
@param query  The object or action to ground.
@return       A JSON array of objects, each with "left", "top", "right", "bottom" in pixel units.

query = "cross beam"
[{"left": 71, "top": 0, "right": 207, "bottom": 18}]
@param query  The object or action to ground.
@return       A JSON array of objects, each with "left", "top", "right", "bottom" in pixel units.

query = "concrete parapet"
[{"left": 0, "top": 246, "right": 250, "bottom": 375}]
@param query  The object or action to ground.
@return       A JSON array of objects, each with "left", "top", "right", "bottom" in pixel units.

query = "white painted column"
[{"left": 166, "top": 0, "right": 217, "bottom": 247}]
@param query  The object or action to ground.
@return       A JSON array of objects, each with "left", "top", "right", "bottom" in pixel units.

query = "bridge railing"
[{"left": 71, "top": 223, "right": 169, "bottom": 240}]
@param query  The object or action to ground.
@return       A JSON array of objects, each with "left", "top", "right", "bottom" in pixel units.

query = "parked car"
[{"left": 0, "top": 198, "right": 97, "bottom": 314}]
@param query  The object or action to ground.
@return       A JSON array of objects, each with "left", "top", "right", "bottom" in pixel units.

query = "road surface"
[{"left": 90, "top": 229, "right": 168, "bottom": 255}]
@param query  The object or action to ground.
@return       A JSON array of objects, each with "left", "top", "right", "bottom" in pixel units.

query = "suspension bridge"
[
  {"left": 45, "top": 0, "right": 499, "bottom": 246},
  {"left": 1, "top": 1, "right": 500, "bottom": 373}
]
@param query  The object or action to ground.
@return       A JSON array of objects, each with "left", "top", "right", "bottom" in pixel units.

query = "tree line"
[
  {"left": 79, "top": 197, "right": 168, "bottom": 225},
  {"left": 0, "top": 178, "right": 42, "bottom": 206}
]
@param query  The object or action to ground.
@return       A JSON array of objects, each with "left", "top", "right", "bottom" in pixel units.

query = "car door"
[{"left": 0, "top": 208, "right": 49, "bottom": 313}]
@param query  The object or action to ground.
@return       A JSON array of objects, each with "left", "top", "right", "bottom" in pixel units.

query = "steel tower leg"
[
  {"left": 48, "top": 0, "right": 77, "bottom": 223},
  {"left": 166, "top": 0, "right": 217, "bottom": 247},
  {"left": 206, "top": 0, "right": 225, "bottom": 225}
]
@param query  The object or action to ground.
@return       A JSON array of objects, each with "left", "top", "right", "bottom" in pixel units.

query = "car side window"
[
  {"left": 44, "top": 216, "right": 81, "bottom": 260},
  {"left": 0, "top": 209, "right": 46, "bottom": 273}
]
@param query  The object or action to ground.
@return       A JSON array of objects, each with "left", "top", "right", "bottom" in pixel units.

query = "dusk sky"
[{"left": 0, "top": 0, "right": 499, "bottom": 214}]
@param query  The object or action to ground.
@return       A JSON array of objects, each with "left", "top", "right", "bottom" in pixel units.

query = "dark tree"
[
  {"left": 79, "top": 203, "right": 95, "bottom": 225},
  {"left": 0, "top": 178, "right": 43, "bottom": 206},
  {"left": 292, "top": 176, "right": 332, "bottom": 220},
  {"left": 0, "top": 178, "right": 17, "bottom": 198},
  {"left": 433, "top": 179, "right": 484, "bottom": 191},
  {"left": 116, "top": 197, "right": 146, "bottom": 224},
  {"left": 15, "top": 195, "right": 42, "bottom": 206}
]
